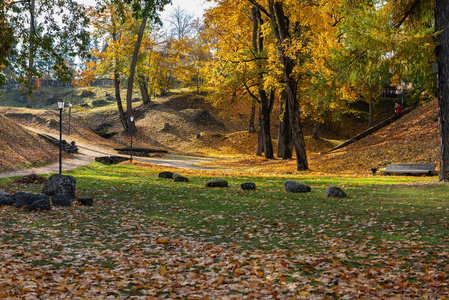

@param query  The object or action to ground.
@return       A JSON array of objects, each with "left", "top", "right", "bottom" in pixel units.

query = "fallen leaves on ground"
[
  {"left": 11, "top": 174, "right": 48, "bottom": 184},
  {"left": 1, "top": 176, "right": 448, "bottom": 298}
]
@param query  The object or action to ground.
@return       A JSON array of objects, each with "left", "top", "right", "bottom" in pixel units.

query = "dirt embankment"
[
  {"left": 0, "top": 88, "right": 440, "bottom": 175},
  {"left": 0, "top": 114, "right": 58, "bottom": 172}
]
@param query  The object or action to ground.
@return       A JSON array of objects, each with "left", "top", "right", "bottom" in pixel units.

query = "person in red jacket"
[{"left": 394, "top": 103, "right": 402, "bottom": 119}]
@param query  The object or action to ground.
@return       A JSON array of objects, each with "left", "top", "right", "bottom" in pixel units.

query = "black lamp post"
[
  {"left": 130, "top": 116, "right": 134, "bottom": 163},
  {"left": 68, "top": 102, "right": 72, "bottom": 135},
  {"left": 57, "top": 98, "right": 65, "bottom": 174}
]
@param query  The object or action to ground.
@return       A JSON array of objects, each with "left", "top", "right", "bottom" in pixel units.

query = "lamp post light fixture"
[
  {"left": 130, "top": 116, "right": 134, "bottom": 163},
  {"left": 68, "top": 102, "right": 72, "bottom": 135},
  {"left": 401, "top": 81, "right": 405, "bottom": 108},
  {"left": 57, "top": 98, "right": 65, "bottom": 174}
]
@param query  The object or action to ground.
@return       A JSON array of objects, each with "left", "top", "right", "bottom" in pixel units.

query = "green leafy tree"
[
  {"left": 6, "top": 0, "right": 90, "bottom": 107},
  {"left": 0, "top": 1, "right": 15, "bottom": 92},
  {"left": 121, "top": 0, "right": 171, "bottom": 133}
]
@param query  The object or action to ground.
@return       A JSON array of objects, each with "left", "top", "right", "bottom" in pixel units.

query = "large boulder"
[
  {"left": 324, "top": 186, "right": 347, "bottom": 198},
  {"left": 77, "top": 197, "right": 93, "bottom": 206},
  {"left": 0, "top": 190, "right": 10, "bottom": 197},
  {"left": 42, "top": 174, "right": 76, "bottom": 199},
  {"left": 283, "top": 180, "right": 311, "bottom": 193},
  {"left": 0, "top": 195, "right": 14, "bottom": 206},
  {"left": 11, "top": 192, "right": 49, "bottom": 208},
  {"left": 51, "top": 193, "right": 72, "bottom": 207},
  {"left": 158, "top": 171, "right": 174, "bottom": 179},
  {"left": 241, "top": 182, "right": 256, "bottom": 191},
  {"left": 173, "top": 174, "right": 189, "bottom": 182},
  {"left": 205, "top": 179, "right": 229, "bottom": 188},
  {"left": 28, "top": 198, "right": 51, "bottom": 211}
]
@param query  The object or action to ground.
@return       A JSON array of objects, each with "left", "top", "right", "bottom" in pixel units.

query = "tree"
[
  {"left": 6, "top": 0, "right": 90, "bottom": 107},
  {"left": 122, "top": 0, "right": 171, "bottom": 133},
  {"left": 0, "top": 1, "right": 14, "bottom": 91},
  {"left": 250, "top": 6, "right": 274, "bottom": 159},
  {"left": 248, "top": 0, "right": 309, "bottom": 170},
  {"left": 436, "top": 0, "right": 449, "bottom": 181},
  {"left": 85, "top": 0, "right": 138, "bottom": 132},
  {"left": 167, "top": 6, "right": 194, "bottom": 40}
]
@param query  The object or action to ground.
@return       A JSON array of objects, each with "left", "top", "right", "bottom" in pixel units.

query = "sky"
[
  {"left": 76, "top": 0, "right": 213, "bottom": 24},
  {"left": 160, "top": 0, "right": 213, "bottom": 21}
]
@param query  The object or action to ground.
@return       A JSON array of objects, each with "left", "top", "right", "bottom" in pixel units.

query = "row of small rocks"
[
  {"left": 158, "top": 172, "right": 347, "bottom": 198},
  {"left": 0, "top": 174, "right": 93, "bottom": 211}
]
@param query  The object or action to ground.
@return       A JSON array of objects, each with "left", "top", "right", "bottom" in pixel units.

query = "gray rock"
[
  {"left": 77, "top": 197, "right": 93, "bottom": 206},
  {"left": 28, "top": 198, "right": 51, "bottom": 211},
  {"left": 173, "top": 174, "right": 189, "bottom": 182},
  {"left": 11, "top": 192, "right": 42, "bottom": 208},
  {"left": 0, "top": 195, "right": 14, "bottom": 206},
  {"left": 158, "top": 171, "right": 174, "bottom": 179},
  {"left": 283, "top": 180, "right": 311, "bottom": 193},
  {"left": 205, "top": 179, "right": 229, "bottom": 188},
  {"left": 325, "top": 186, "right": 347, "bottom": 198},
  {"left": 51, "top": 193, "right": 72, "bottom": 207},
  {"left": 241, "top": 182, "right": 256, "bottom": 191},
  {"left": 0, "top": 190, "right": 10, "bottom": 197},
  {"left": 42, "top": 174, "right": 76, "bottom": 199}
]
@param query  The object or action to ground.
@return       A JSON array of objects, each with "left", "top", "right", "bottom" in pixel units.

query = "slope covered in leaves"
[
  {"left": 203, "top": 99, "right": 439, "bottom": 175},
  {"left": 0, "top": 115, "right": 58, "bottom": 172},
  {"left": 313, "top": 99, "right": 439, "bottom": 174}
]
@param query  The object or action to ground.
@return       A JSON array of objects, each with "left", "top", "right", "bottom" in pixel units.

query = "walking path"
[{"left": 0, "top": 141, "right": 216, "bottom": 179}]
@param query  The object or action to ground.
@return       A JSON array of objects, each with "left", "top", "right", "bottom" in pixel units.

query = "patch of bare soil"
[
  {"left": 105, "top": 92, "right": 238, "bottom": 154},
  {"left": 11, "top": 173, "right": 48, "bottom": 184}
]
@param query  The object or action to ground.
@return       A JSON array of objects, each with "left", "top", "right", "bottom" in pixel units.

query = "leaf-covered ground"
[
  {"left": 1, "top": 163, "right": 448, "bottom": 298},
  {"left": 0, "top": 115, "right": 58, "bottom": 172}
]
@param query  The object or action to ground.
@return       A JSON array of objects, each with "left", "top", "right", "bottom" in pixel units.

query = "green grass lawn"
[{"left": 1, "top": 163, "right": 448, "bottom": 298}]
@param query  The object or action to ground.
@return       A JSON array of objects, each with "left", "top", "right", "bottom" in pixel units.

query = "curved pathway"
[{"left": 0, "top": 138, "right": 216, "bottom": 179}]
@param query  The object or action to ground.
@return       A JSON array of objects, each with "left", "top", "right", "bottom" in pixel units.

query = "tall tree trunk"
[
  {"left": 138, "top": 74, "right": 151, "bottom": 104},
  {"left": 368, "top": 97, "right": 373, "bottom": 128},
  {"left": 26, "top": 0, "right": 35, "bottom": 108},
  {"left": 256, "top": 107, "right": 264, "bottom": 156},
  {"left": 126, "top": 10, "right": 149, "bottom": 134},
  {"left": 252, "top": 5, "right": 274, "bottom": 158},
  {"left": 436, "top": 0, "right": 449, "bottom": 181},
  {"left": 269, "top": 0, "right": 308, "bottom": 170},
  {"left": 260, "top": 90, "right": 274, "bottom": 159},
  {"left": 114, "top": 71, "right": 127, "bottom": 132},
  {"left": 112, "top": 28, "right": 127, "bottom": 133},
  {"left": 312, "top": 121, "right": 320, "bottom": 140},
  {"left": 248, "top": 104, "right": 256, "bottom": 133},
  {"left": 277, "top": 90, "right": 292, "bottom": 158}
]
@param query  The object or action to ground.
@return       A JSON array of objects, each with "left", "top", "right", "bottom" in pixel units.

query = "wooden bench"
[{"left": 380, "top": 164, "right": 436, "bottom": 175}]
